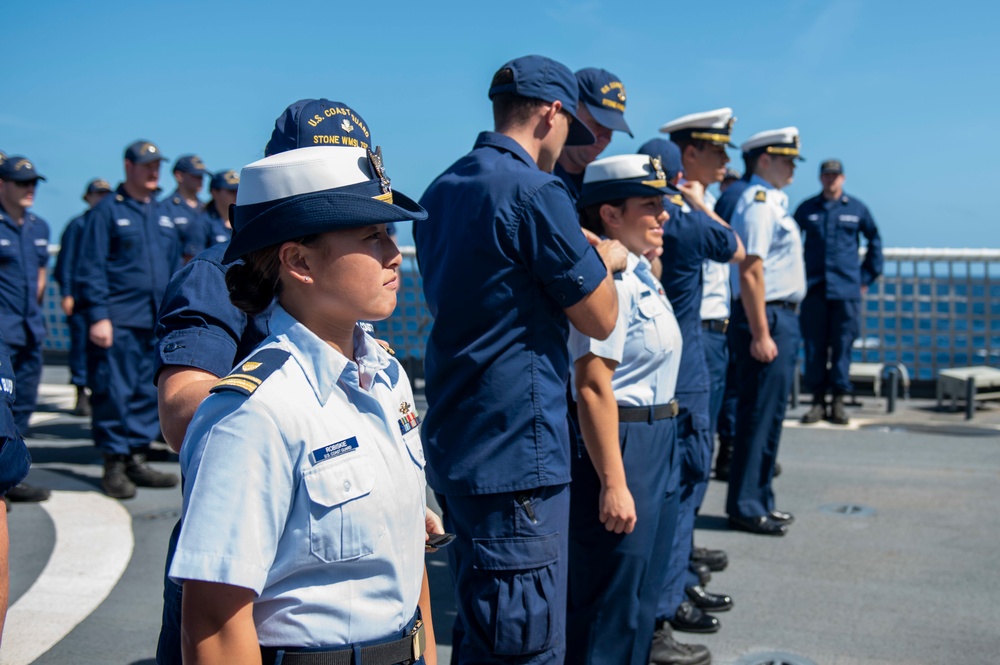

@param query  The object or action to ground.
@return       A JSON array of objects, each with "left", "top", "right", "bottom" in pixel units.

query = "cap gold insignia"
[
  {"left": 140, "top": 143, "right": 156, "bottom": 156},
  {"left": 242, "top": 361, "right": 262, "bottom": 372},
  {"left": 399, "top": 401, "right": 411, "bottom": 415},
  {"left": 192, "top": 157, "right": 204, "bottom": 169},
  {"left": 96, "top": 179, "right": 110, "bottom": 189},
  {"left": 15, "top": 160, "right": 31, "bottom": 171},
  {"left": 650, "top": 156, "right": 666, "bottom": 182},
  {"left": 368, "top": 146, "right": 393, "bottom": 203},
  {"left": 224, "top": 171, "right": 239, "bottom": 185},
  {"left": 727, "top": 117, "right": 735, "bottom": 132},
  {"left": 341, "top": 119, "right": 354, "bottom": 133}
]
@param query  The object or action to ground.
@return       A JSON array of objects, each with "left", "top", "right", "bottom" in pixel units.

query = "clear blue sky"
[{"left": 3, "top": 0, "right": 997, "bottom": 249}]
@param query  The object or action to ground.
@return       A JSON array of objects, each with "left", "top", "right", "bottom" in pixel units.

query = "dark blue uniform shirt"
[
  {"left": 160, "top": 191, "right": 208, "bottom": 258},
  {"left": 553, "top": 163, "right": 584, "bottom": 202},
  {"left": 0, "top": 330, "right": 30, "bottom": 494},
  {"left": 660, "top": 198, "right": 737, "bottom": 393},
  {"left": 714, "top": 180, "right": 749, "bottom": 298},
  {"left": 415, "top": 131, "right": 607, "bottom": 496},
  {"left": 0, "top": 206, "right": 49, "bottom": 346},
  {"left": 54, "top": 211, "right": 87, "bottom": 299},
  {"left": 793, "top": 192, "right": 882, "bottom": 300},
  {"left": 201, "top": 208, "right": 232, "bottom": 249},
  {"left": 154, "top": 242, "right": 271, "bottom": 381},
  {"left": 77, "top": 185, "right": 182, "bottom": 329}
]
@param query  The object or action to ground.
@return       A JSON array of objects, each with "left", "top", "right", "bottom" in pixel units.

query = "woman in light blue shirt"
[
  {"left": 565, "top": 154, "right": 694, "bottom": 665},
  {"left": 169, "top": 146, "right": 435, "bottom": 665}
]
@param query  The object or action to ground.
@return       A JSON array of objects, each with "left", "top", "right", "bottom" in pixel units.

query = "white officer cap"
[
  {"left": 577, "top": 154, "right": 679, "bottom": 209},
  {"left": 659, "top": 108, "right": 736, "bottom": 147},
  {"left": 740, "top": 127, "right": 805, "bottom": 161}
]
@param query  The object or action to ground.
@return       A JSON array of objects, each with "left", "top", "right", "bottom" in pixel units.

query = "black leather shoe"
[
  {"left": 828, "top": 395, "right": 850, "bottom": 425},
  {"left": 691, "top": 546, "right": 728, "bottom": 572},
  {"left": 714, "top": 439, "right": 732, "bottom": 481},
  {"left": 6, "top": 483, "right": 51, "bottom": 503},
  {"left": 728, "top": 514, "right": 787, "bottom": 536},
  {"left": 668, "top": 601, "right": 720, "bottom": 634},
  {"left": 686, "top": 585, "right": 732, "bottom": 612},
  {"left": 690, "top": 561, "right": 711, "bottom": 586},
  {"left": 126, "top": 451, "right": 179, "bottom": 488},
  {"left": 768, "top": 510, "right": 794, "bottom": 525},
  {"left": 801, "top": 401, "right": 826, "bottom": 424},
  {"left": 773, "top": 462, "right": 782, "bottom": 478},
  {"left": 649, "top": 623, "right": 712, "bottom": 665}
]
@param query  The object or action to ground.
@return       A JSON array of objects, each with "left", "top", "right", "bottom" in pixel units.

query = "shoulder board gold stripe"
[
  {"left": 225, "top": 373, "right": 263, "bottom": 385},
  {"left": 216, "top": 378, "right": 259, "bottom": 393}
]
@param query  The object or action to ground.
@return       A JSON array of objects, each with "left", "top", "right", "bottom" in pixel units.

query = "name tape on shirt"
[{"left": 311, "top": 436, "right": 359, "bottom": 465}]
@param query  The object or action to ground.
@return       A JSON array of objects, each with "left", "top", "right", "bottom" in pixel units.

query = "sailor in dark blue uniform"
[
  {"left": 726, "top": 128, "right": 806, "bottom": 536},
  {"left": 54, "top": 178, "right": 113, "bottom": 416},
  {"left": 160, "top": 155, "right": 210, "bottom": 261},
  {"left": 554, "top": 67, "right": 632, "bottom": 199},
  {"left": 2, "top": 329, "right": 32, "bottom": 624},
  {"left": 75, "top": 140, "right": 181, "bottom": 500},
  {"left": 153, "top": 100, "right": 375, "bottom": 665},
  {"left": 794, "top": 159, "right": 882, "bottom": 425},
  {"left": 636, "top": 138, "right": 743, "bottom": 637},
  {"left": 200, "top": 170, "right": 239, "bottom": 248},
  {"left": 415, "top": 55, "right": 624, "bottom": 664}
]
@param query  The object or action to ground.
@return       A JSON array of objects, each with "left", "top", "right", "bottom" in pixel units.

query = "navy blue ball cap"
[
  {"left": 0, "top": 156, "right": 46, "bottom": 182},
  {"left": 820, "top": 158, "right": 843, "bottom": 175},
  {"left": 265, "top": 99, "right": 372, "bottom": 157},
  {"left": 636, "top": 138, "right": 683, "bottom": 183},
  {"left": 575, "top": 67, "right": 632, "bottom": 137},
  {"left": 224, "top": 146, "right": 427, "bottom": 264},
  {"left": 577, "top": 154, "right": 679, "bottom": 210},
  {"left": 723, "top": 167, "right": 741, "bottom": 181},
  {"left": 210, "top": 170, "right": 240, "bottom": 191},
  {"left": 488, "top": 55, "right": 596, "bottom": 147},
  {"left": 173, "top": 154, "right": 209, "bottom": 176},
  {"left": 124, "top": 140, "right": 167, "bottom": 165},
  {"left": 84, "top": 178, "right": 112, "bottom": 197}
]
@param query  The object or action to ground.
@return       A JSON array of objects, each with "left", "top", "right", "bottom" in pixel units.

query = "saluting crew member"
[
  {"left": 415, "top": 55, "right": 626, "bottom": 664},
  {"left": 0, "top": 156, "right": 52, "bottom": 505},
  {"left": 161, "top": 154, "right": 210, "bottom": 261},
  {"left": 636, "top": 138, "right": 741, "bottom": 639},
  {"left": 794, "top": 159, "right": 882, "bottom": 425},
  {"left": 170, "top": 146, "right": 435, "bottom": 665},
  {"left": 564, "top": 154, "right": 690, "bottom": 665},
  {"left": 554, "top": 67, "right": 632, "bottom": 199},
  {"left": 54, "top": 178, "right": 113, "bottom": 417},
  {"left": 726, "top": 128, "right": 806, "bottom": 537},
  {"left": 76, "top": 140, "right": 181, "bottom": 499},
  {"left": 201, "top": 170, "right": 239, "bottom": 248}
]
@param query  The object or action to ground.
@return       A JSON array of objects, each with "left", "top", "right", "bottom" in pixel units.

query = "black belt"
[
  {"left": 701, "top": 318, "right": 729, "bottom": 334},
  {"left": 766, "top": 300, "right": 799, "bottom": 312},
  {"left": 261, "top": 621, "right": 425, "bottom": 665},
  {"left": 618, "top": 400, "right": 679, "bottom": 422}
]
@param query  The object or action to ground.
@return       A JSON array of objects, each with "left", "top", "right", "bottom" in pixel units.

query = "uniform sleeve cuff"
[
  {"left": 87, "top": 307, "right": 109, "bottom": 325},
  {"left": 168, "top": 549, "right": 266, "bottom": 596},
  {"left": 545, "top": 247, "right": 607, "bottom": 308},
  {"left": 156, "top": 328, "right": 240, "bottom": 380}
]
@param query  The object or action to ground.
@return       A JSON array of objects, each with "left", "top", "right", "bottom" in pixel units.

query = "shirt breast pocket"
[
  {"left": 0, "top": 242, "right": 17, "bottom": 263},
  {"left": 402, "top": 428, "right": 426, "bottom": 470},
  {"left": 302, "top": 453, "right": 385, "bottom": 562},
  {"left": 111, "top": 225, "right": 142, "bottom": 257},
  {"left": 636, "top": 297, "right": 671, "bottom": 355}
]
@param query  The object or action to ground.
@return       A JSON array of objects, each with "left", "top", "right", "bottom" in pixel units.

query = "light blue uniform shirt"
[
  {"left": 170, "top": 306, "right": 427, "bottom": 648},
  {"left": 698, "top": 191, "right": 731, "bottom": 319},
  {"left": 735, "top": 175, "right": 806, "bottom": 304},
  {"left": 569, "top": 253, "right": 682, "bottom": 406}
]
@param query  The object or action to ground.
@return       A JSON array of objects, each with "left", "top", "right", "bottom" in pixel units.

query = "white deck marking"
[{"left": 1, "top": 491, "right": 134, "bottom": 665}]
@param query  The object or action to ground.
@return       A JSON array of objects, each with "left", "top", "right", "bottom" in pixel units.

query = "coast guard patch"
[
  {"left": 210, "top": 348, "right": 290, "bottom": 397},
  {"left": 398, "top": 401, "right": 420, "bottom": 436},
  {"left": 754, "top": 190, "right": 767, "bottom": 203}
]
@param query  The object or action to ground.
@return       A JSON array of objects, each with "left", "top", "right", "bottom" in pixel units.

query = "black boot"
[
  {"left": 72, "top": 386, "right": 91, "bottom": 417},
  {"left": 125, "top": 450, "right": 179, "bottom": 488},
  {"left": 828, "top": 394, "right": 849, "bottom": 425},
  {"left": 801, "top": 395, "right": 826, "bottom": 424},
  {"left": 649, "top": 622, "right": 712, "bottom": 665},
  {"left": 103, "top": 454, "right": 137, "bottom": 499},
  {"left": 5, "top": 483, "right": 51, "bottom": 503},
  {"left": 713, "top": 438, "right": 732, "bottom": 481}
]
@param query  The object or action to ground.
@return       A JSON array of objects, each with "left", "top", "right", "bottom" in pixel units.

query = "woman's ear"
[
  {"left": 599, "top": 202, "right": 623, "bottom": 230},
  {"left": 278, "top": 241, "right": 313, "bottom": 285}
]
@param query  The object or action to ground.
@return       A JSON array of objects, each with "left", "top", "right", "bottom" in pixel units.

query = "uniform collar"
[
  {"left": 474, "top": 131, "right": 539, "bottom": 170},
  {"left": 749, "top": 174, "right": 788, "bottom": 209},
  {"left": 749, "top": 174, "right": 774, "bottom": 191},
  {"left": 269, "top": 306, "right": 397, "bottom": 403},
  {"left": 0, "top": 202, "right": 32, "bottom": 229},
  {"left": 168, "top": 189, "right": 200, "bottom": 209}
]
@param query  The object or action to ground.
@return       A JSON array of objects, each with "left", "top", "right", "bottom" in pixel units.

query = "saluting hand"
[
  {"left": 89, "top": 319, "right": 114, "bottom": 349},
  {"left": 600, "top": 484, "right": 637, "bottom": 535},
  {"left": 678, "top": 180, "right": 706, "bottom": 211}
]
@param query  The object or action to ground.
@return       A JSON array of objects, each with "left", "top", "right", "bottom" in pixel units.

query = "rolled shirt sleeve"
[{"left": 742, "top": 201, "right": 775, "bottom": 261}]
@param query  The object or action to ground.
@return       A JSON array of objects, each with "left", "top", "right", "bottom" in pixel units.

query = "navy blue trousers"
[
  {"left": 800, "top": 287, "right": 860, "bottom": 396},
  {"left": 87, "top": 326, "right": 160, "bottom": 455},
  {"left": 703, "top": 328, "right": 729, "bottom": 441},
  {"left": 716, "top": 310, "right": 741, "bottom": 445},
  {"left": 726, "top": 302, "right": 800, "bottom": 519},
  {"left": 155, "top": 520, "right": 183, "bottom": 665},
  {"left": 658, "top": 393, "right": 711, "bottom": 620},
  {"left": 437, "top": 484, "right": 569, "bottom": 665},
  {"left": 567, "top": 417, "right": 677, "bottom": 665},
  {"left": 67, "top": 312, "right": 89, "bottom": 387},
  {"left": 8, "top": 341, "right": 42, "bottom": 434}
]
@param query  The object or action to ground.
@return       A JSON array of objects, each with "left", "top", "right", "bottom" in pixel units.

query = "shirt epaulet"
[
  {"left": 754, "top": 190, "right": 767, "bottom": 203},
  {"left": 670, "top": 194, "right": 684, "bottom": 206},
  {"left": 210, "top": 348, "right": 291, "bottom": 397}
]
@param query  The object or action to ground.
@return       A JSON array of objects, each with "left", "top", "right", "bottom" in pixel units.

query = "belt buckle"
[
  {"left": 668, "top": 399, "right": 679, "bottom": 417},
  {"left": 721, "top": 318, "right": 729, "bottom": 334},
  {"left": 411, "top": 620, "right": 426, "bottom": 661}
]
